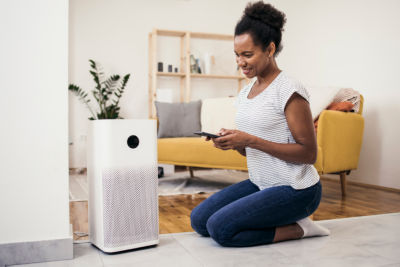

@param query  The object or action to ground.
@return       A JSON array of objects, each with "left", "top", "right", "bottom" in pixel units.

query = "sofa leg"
[
  {"left": 339, "top": 172, "right": 346, "bottom": 197},
  {"left": 187, "top": 166, "right": 194, "bottom": 178}
]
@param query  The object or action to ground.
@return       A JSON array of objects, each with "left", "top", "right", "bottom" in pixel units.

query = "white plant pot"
[{"left": 87, "top": 119, "right": 159, "bottom": 253}]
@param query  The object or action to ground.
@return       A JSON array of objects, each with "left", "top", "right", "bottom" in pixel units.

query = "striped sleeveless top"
[{"left": 236, "top": 72, "right": 319, "bottom": 190}]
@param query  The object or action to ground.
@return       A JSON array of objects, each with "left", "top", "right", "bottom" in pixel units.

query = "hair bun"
[{"left": 244, "top": 1, "right": 286, "bottom": 31}]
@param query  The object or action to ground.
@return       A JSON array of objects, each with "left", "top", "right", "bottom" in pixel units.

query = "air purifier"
[{"left": 87, "top": 119, "right": 159, "bottom": 253}]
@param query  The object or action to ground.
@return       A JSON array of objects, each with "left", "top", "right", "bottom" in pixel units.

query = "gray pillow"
[{"left": 155, "top": 100, "right": 202, "bottom": 138}]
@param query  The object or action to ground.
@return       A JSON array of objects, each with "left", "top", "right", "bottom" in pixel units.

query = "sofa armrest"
[{"left": 316, "top": 110, "right": 364, "bottom": 174}]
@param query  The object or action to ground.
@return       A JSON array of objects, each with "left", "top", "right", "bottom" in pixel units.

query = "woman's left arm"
[{"left": 213, "top": 93, "right": 317, "bottom": 164}]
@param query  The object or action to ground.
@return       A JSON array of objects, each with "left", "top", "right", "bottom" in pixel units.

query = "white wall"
[
  {"left": 0, "top": 0, "right": 70, "bottom": 243},
  {"left": 69, "top": 0, "right": 400, "bottom": 189}
]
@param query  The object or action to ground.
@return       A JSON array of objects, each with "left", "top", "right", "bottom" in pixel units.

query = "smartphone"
[{"left": 194, "top": 131, "right": 220, "bottom": 138}]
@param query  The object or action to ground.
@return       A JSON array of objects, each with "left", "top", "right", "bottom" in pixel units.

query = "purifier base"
[{"left": 92, "top": 239, "right": 159, "bottom": 253}]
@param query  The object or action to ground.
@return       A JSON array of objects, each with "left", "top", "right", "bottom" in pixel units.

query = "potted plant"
[
  {"left": 69, "top": 59, "right": 130, "bottom": 120},
  {"left": 68, "top": 59, "right": 157, "bottom": 177}
]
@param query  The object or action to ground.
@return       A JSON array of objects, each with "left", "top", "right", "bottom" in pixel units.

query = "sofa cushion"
[
  {"left": 155, "top": 100, "right": 201, "bottom": 138},
  {"left": 201, "top": 97, "right": 237, "bottom": 134},
  {"left": 158, "top": 137, "right": 247, "bottom": 170}
]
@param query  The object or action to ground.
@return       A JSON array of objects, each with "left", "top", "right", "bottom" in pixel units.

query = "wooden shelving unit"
[{"left": 148, "top": 28, "right": 247, "bottom": 119}]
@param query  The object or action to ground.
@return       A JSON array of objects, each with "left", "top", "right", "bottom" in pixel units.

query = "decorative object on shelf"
[
  {"left": 174, "top": 67, "right": 178, "bottom": 73},
  {"left": 68, "top": 59, "right": 130, "bottom": 120},
  {"left": 190, "top": 54, "right": 197, "bottom": 73},
  {"left": 203, "top": 53, "right": 214, "bottom": 75},
  {"left": 168, "top": 64, "right": 173, "bottom": 72},
  {"left": 196, "top": 59, "right": 202, "bottom": 73},
  {"left": 190, "top": 55, "right": 202, "bottom": 74},
  {"left": 158, "top": 62, "right": 163, "bottom": 72}
]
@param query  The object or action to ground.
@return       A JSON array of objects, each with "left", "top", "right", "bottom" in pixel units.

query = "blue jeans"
[{"left": 190, "top": 179, "right": 321, "bottom": 247}]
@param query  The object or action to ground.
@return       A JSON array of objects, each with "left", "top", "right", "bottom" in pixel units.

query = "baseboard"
[
  {"left": 0, "top": 227, "right": 73, "bottom": 266},
  {"left": 320, "top": 175, "right": 400, "bottom": 193}
]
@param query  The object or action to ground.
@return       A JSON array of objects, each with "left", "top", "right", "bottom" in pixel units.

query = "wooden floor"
[{"left": 70, "top": 177, "right": 400, "bottom": 240}]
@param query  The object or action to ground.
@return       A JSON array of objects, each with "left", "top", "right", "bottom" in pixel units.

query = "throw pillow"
[
  {"left": 306, "top": 86, "right": 341, "bottom": 120},
  {"left": 155, "top": 100, "right": 202, "bottom": 138},
  {"left": 201, "top": 97, "right": 237, "bottom": 134}
]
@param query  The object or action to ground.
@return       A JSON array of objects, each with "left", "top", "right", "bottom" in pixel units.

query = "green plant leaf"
[
  {"left": 68, "top": 83, "right": 97, "bottom": 119},
  {"left": 70, "top": 60, "right": 130, "bottom": 120}
]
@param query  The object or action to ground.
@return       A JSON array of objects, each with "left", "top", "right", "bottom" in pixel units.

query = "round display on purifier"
[{"left": 127, "top": 135, "right": 139, "bottom": 149}]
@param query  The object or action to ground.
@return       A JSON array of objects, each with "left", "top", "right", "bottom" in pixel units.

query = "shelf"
[
  {"left": 157, "top": 72, "right": 185, "bottom": 77},
  {"left": 157, "top": 72, "right": 245, "bottom": 80},
  {"left": 191, "top": 74, "right": 245, "bottom": 80}
]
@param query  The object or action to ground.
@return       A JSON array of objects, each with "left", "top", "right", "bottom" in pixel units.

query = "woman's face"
[{"left": 234, "top": 33, "right": 273, "bottom": 78}]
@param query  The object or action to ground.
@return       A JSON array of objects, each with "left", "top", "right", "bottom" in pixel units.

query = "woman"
[{"left": 190, "top": 1, "right": 330, "bottom": 247}]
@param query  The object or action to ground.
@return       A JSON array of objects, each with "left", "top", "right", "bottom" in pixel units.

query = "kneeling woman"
[{"left": 190, "top": 1, "right": 330, "bottom": 247}]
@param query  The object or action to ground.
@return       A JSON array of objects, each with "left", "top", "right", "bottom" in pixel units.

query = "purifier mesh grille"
[{"left": 102, "top": 166, "right": 158, "bottom": 248}]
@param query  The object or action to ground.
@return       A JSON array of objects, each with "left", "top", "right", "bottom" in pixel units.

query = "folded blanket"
[{"left": 332, "top": 88, "right": 360, "bottom": 113}]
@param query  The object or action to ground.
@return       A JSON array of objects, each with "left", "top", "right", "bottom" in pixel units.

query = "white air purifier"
[{"left": 87, "top": 119, "right": 159, "bottom": 253}]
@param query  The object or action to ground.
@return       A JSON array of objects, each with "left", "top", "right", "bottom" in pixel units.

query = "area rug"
[
  {"left": 69, "top": 169, "right": 248, "bottom": 201},
  {"left": 158, "top": 169, "right": 248, "bottom": 196}
]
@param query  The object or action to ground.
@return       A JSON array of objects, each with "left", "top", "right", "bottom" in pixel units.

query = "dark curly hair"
[{"left": 235, "top": 1, "right": 286, "bottom": 56}]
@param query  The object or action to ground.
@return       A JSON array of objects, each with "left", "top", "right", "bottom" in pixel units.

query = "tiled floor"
[{"left": 12, "top": 213, "right": 400, "bottom": 267}]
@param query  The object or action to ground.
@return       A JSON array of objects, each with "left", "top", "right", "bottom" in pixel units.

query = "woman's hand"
[{"left": 211, "top": 128, "right": 251, "bottom": 152}]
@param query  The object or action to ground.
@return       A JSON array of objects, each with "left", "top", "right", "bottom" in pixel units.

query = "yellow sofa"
[{"left": 158, "top": 96, "right": 364, "bottom": 196}]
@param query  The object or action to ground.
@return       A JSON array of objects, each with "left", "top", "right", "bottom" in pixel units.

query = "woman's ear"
[{"left": 268, "top": 42, "right": 276, "bottom": 57}]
